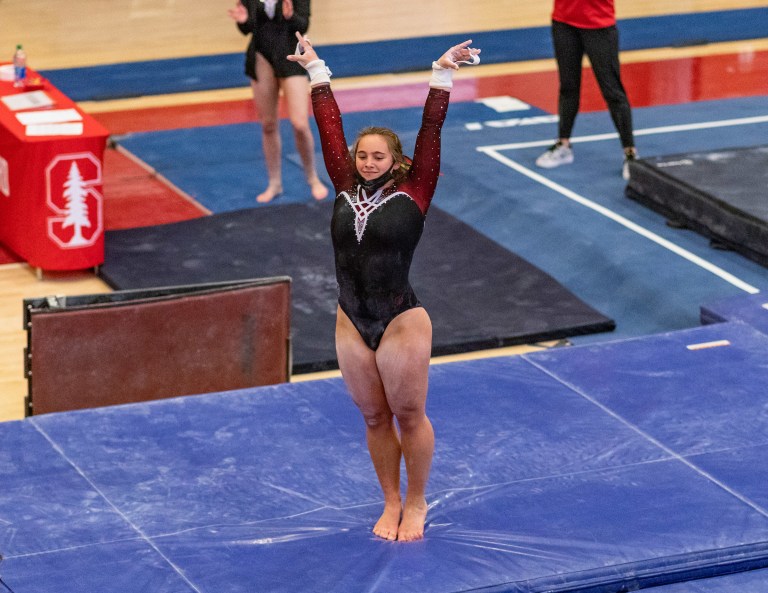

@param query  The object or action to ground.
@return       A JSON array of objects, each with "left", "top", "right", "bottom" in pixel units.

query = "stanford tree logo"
[{"left": 46, "top": 153, "right": 103, "bottom": 248}]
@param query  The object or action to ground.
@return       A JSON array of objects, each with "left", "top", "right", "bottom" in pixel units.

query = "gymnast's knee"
[
  {"left": 361, "top": 408, "right": 394, "bottom": 430},
  {"left": 391, "top": 404, "right": 425, "bottom": 431}
]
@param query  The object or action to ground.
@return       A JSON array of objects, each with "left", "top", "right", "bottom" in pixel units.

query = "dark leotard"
[
  {"left": 236, "top": 0, "right": 310, "bottom": 81},
  {"left": 311, "top": 83, "right": 450, "bottom": 350}
]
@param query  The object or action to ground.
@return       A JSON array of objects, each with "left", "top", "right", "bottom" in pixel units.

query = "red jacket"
[{"left": 552, "top": 0, "right": 616, "bottom": 29}]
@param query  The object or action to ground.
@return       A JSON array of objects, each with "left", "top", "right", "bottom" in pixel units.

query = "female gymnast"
[
  {"left": 228, "top": 0, "right": 327, "bottom": 202},
  {"left": 288, "top": 34, "right": 480, "bottom": 541}
]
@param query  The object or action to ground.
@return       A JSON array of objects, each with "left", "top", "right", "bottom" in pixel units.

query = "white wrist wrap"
[
  {"left": 429, "top": 61, "right": 454, "bottom": 89},
  {"left": 306, "top": 59, "right": 332, "bottom": 85}
]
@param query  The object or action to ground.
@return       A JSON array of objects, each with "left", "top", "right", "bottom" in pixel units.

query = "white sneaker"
[
  {"left": 536, "top": 142, "right": 574, "bottom": 169},
  {"left": 622, "top": 151, "right": 638, "bottom": 181}
]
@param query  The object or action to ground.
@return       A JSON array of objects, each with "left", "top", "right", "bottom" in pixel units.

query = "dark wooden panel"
[{"left": 25, "top": 279, "right": 291, "bottom": 415}]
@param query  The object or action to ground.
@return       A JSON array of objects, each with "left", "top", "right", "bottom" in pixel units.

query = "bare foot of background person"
[
  {"left": 310, "top": 178, "right": 329, "bottom": 200},
  {"left": 257, "top": 183, "right": 283, "bottom": 203}
]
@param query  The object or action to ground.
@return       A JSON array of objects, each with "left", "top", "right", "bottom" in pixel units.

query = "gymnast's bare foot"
[
  {"left": 373, "top": 500, "right": 401, "bottom": 541},
  {"left": 256, "top": 183, "right": 282, "bottom": 203},
  {"left": 310, "top": 178, "right": 329, "bottom": 201},
  {"left": 397, "top": 498, "right": 427, "bottom": 542}
]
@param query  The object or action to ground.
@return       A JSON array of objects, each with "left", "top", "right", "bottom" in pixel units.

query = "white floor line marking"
[
  {"left": 479, "top": 114, "right": 768, "bottom": 151},
  {"left": 477, "top": 147, "right": 760, "bottom": 294}
]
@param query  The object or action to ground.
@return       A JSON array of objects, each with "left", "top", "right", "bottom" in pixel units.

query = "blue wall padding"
[
  {"left": 40, "top": 8, "right": 768, "bottom": 101},
  {"left": 2, "top": 322, "right": 768, "bottom": 592}
]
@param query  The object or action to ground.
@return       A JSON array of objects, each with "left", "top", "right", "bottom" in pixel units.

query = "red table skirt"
[{"left": 0, "top": 67, "right": 108, "bottom": 270}]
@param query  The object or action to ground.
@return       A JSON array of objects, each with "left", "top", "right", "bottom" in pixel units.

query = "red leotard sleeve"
[
  {"left": 402, "top": 88, "right": 450, "bottom": 215},
  {"left": 311, "top": 84, "right": 356, "bottom": 193}
]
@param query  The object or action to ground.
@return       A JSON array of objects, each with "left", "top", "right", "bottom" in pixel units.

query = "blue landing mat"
[
  {"left": 700, "top": 293, "right": 768, "bottom": 335},
  {"left": 2, "top": 322, "right": 768, "bottom": 592},
  {"left": 41, "top": 8, "right": 768, "bottom": 102}
]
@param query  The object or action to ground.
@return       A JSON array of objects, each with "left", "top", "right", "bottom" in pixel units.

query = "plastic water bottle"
[{"left": 13, "top": 44, "right": 26, "bottom": 88}]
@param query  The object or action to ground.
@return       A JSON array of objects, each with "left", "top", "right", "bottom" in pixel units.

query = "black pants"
[{"left": 552, "top": 20, "right": 635, "bottom": 149}]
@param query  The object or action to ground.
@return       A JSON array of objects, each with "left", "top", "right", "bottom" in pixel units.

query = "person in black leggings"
[{"left": 536, "top": 0, "right": 638, "bottom": 179}]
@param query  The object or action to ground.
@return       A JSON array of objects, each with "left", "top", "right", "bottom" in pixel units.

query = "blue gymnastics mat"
[
  {"left": 700, "top": 293, "right": 768, "bottom": 335},
  {"left": 41, "top": 8, "right": 768, "bottom": 101},
  {"left": 2, "top": 322, "right": 768, "bottom": 592}
]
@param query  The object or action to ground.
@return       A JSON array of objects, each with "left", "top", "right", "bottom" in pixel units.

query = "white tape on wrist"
[
  {"left": 457, "top": 54, "right": 481, "bottom": 66},
  {"left": 306, "top": 59, "right": 332, "bottom": 85},
  {"left": 429, "top": 61, "right": 453, "bottom": 89}
]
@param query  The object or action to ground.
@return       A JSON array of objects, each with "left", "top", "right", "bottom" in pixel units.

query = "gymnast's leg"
[
  {"left": 376, "top": 307, "right": 434, "bottom": 542},
  {"left": 335, "top": 307, "right": 403, "bottom": 541}
]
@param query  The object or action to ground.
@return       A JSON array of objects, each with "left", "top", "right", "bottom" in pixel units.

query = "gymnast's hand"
[
  {"left": 437, "top": 40, "right": 481, "bottom": 70},
  {"left": 287, "top": 32, "right": 331, "bottom": 86},
  {"left": 287, "top": 32, "right": 320, "bottom": 67}
]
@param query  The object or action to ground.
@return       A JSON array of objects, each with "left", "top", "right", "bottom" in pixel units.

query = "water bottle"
[{"left": 13, "top": 44, "right": 26, "bottom": 88}]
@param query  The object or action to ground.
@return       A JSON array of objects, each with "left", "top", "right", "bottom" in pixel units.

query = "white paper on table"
[
  {"left": 1, "top": 90, "right": 55, "bottom": 111},
  {"left": 0, "top": 65, "right": 14, "bottom": 82},
  {"left": 25, "top": 122, "right": 84, "bottom": 136},
  {"left": 16, "top": 108, "right": 82, "bottom": 126}
]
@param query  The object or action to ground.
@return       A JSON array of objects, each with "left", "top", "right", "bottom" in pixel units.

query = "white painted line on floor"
[{"left": 477, "top": 114, "right": 768, "bottom": 151}]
